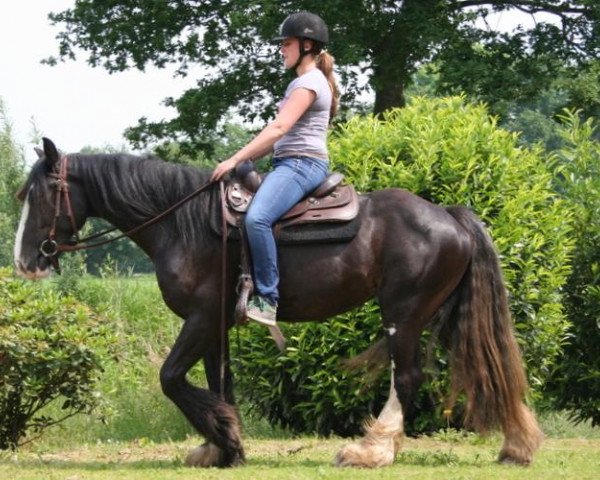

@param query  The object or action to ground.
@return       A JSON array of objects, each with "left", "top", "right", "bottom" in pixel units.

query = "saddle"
[{"left": 224, "top": 163, "right": 359, "bottom": 231}]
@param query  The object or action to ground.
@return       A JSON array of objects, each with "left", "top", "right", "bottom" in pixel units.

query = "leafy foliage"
[
  {"left": 0, "top": 268, "right": 117, "bottom": 450},
  {"left": 442, "top": 58, "right": 600, "bottom": 150},
  {"left": 44, "top": 1, "right": 600, "bottom": 149},
  {"left": 0, "top": 100, "right": 26, "bottom": 267},
  {"left": 331, "top": 97, "right": 573, "bottom": 389},
  {"left": 406, "top": 58, "right": 600, "bottom": 152},
  {"left": 234, "top": 303, "right": 387, "bottom": 437},
  {"left": 234, "top": 97, "right": 574, "bottom": 436},
  {"left": 544, "top": 111, "right": 600, "bottom": 426}
]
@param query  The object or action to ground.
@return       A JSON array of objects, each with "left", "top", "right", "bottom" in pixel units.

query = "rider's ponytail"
[{"left": 316, "top": 50, "right": 339, "bottom": 120}]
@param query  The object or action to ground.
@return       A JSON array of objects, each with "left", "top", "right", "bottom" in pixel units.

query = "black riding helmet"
[{"left": 273, "top": 12, "right": 329, "bottom": 68}]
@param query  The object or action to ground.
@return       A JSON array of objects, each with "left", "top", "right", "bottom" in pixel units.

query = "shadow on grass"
[
  {"left": 245, "top": 458, "right": 331, "bottom": 468},
  {"left": 1, "top": 458, "right": 183, "bottom": 471}
]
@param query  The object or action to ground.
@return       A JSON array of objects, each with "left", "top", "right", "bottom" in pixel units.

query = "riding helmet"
[{"left": 273, "top": 11, "right": 329, "bottom": 45}]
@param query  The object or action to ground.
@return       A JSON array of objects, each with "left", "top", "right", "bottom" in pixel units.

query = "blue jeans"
[{"left": 245, "top": 156, "right": 329, "bottom": 305}]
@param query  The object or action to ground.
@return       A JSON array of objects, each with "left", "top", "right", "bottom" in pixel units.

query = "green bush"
[
  {"left": 234, "top": 303, "right": 387, "bottom": 437},
  {"left": 544, "top": 111, "right": 600, "bottom": 426},
  {"left": 234, "top": 97, "right": 574, "bottom": 436},
  {"left": 0, "top": 268, "right": 117, "bottom": 449}
]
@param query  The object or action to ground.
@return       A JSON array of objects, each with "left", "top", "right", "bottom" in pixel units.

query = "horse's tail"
[
  {"left": 444, "top": 206, "right": 542, "bottom": 462},
  {"left": 344, "top": 206, "right": 542, "bottom": 463}
]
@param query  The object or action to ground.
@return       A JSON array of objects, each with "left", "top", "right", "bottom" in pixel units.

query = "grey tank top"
[{"left": 273, "top": 68, "right": 332, "bottom": 161}]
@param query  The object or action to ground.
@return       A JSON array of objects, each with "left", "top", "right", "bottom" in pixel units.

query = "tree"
[
  {"left": 0, "top": 99, "right": 25, "bottom": 267},
  {"left": 461, "top": 59, "right": 600, "bottom": 150},
  {"left": 543, "top": 111, "right": 600, "bottom": 426},
  {"left": 46, "top": 1, "right": 600, "bottom": 150}
]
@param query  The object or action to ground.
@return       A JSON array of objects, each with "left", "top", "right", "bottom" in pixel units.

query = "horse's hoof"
[
  {"left": 185, "top": 442, "right": 245, "bottom": 468},
  {"left": 185, "top": 442, "right": 223, "bottom": 468},
  {"left": 498, "top": 450, "right": 532, "bottom": 466},
  {"left": 334, "top": 442, "right": 394, "bottom": 468}
]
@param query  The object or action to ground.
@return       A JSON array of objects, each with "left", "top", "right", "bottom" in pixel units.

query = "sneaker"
[{"left": 246, "top": 296, "right": 277, "bottom": 327}]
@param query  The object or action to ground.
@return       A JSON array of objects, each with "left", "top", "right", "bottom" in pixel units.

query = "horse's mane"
[{"left": 73, "top": 153, "right": 216, "bottom": 246}]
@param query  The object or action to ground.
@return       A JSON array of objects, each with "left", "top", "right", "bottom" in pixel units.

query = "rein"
[
  {"left": 42, "top": 154, "right": 216, "bottom": 257},
  {"left": 43, "top": 154, "right": 230, "bottom": 399}
]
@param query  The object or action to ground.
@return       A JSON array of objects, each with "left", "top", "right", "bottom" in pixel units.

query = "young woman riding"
[{"left": 211, "top": 11, "right": 340, "bottom": 326}]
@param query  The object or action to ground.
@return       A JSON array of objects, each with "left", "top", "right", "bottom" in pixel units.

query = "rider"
[{"left": 211, "top": 11, "right": 339, "bottom": 326}]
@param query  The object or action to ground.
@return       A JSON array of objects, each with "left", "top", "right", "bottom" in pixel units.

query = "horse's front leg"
[
  {"left": 185, "top": 334, "right": 241, "bottom": 467},
  {"left": 159, "top": 313, "right": 244, "bottom": 467}
]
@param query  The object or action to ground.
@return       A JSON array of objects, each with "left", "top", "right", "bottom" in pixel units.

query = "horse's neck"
[{"left": 74, "top": 154, "right": 211, "bottom": 256}]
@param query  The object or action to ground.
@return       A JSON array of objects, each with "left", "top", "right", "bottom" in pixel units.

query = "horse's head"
[{"left": 14, "top": 138, "right": 88, "bottom": 279}]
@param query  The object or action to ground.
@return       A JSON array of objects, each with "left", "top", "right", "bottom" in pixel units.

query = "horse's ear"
[
  {"left": 34, "top": 147, "right": 44, "bottom": 158},
  {"left": 42, "top": 137, "right": 60, "bottom": 170},
  {"left": 15, "top": 184, "right": 27, "bottom": 202}
]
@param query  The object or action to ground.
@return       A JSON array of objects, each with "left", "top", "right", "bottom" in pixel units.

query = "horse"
[{"left": 13, "top": 138, "right": 543, "bottom": 468}]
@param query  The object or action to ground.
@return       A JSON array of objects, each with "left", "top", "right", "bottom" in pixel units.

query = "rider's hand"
[{"left": 211, "top": 158, "right": 238, "bottom": 182}]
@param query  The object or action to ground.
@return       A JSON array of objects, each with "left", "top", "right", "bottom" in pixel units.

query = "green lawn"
[{"left": 1, "top": 435, "right": 599, "bottom": 480}]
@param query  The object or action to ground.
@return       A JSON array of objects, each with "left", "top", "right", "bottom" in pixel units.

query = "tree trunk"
[
  {"left": 370, "top": 0, "right": 446, "bottom": 116},
  {"left": 373, "top": 68, "right": 407, "bottom": 115}
]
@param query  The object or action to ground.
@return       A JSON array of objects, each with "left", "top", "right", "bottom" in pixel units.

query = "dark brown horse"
[{"left": 14, "top": 138, "right": 542, "bottom": 468}]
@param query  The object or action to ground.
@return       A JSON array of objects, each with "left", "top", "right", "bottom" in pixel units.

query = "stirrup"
[{"left": 267, "top": 325, "right": 286, "bottom": 352}]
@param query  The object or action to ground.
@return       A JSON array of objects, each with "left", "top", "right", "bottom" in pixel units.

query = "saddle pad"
[
  {"left": 212, "top": 214, "right": 362, "bottom": 245},
  {"left": 275, "top": 214, "right": 362, "bottom": 245}
]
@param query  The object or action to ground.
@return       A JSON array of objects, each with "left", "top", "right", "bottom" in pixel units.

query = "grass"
[
  {"left": 1, "top": 433, "right": 599, "bottom": 480},
  {"left": 3, "top": 273, "right": 597, "bottom": 478}
]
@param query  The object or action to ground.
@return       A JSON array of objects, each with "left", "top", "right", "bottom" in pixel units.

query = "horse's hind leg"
[
  {"left": 336, "top": 299, "right": 426, "bottom": 468},
  {"left": 159, "top": 313, "right": 244, "bottom": 467},
  {"left": 335, "top": 360, "right": 405, "bottom": 468}
]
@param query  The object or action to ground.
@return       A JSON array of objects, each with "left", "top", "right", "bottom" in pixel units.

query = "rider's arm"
[{"left": 211, "top": 87, "right": 316, "bottom": 181}]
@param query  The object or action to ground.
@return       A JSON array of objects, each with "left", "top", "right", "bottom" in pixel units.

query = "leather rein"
[
  {"left": 42, "top": 154, "right": 229, "bottom": 399},
  {"left": 41, "top": 154, "right": 216, "bottom": 266}
]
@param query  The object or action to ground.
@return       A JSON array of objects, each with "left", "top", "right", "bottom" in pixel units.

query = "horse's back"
[
  {"left": 277, "top": 187, "right": 473, "bottom": 321},
  {"left": 366, "top": 187, "right": 472, "bottom": 255}
]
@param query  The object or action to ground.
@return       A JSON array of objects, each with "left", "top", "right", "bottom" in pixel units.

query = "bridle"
[
  {"left": 39, "top": 154, "right": 80, "bottom": 271},
  {"left": 40, "top": 154, "right": 216, "bottom": 270}
]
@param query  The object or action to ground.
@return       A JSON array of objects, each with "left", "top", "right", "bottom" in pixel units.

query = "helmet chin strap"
[{"left": 293, "top": 38, "right": 312, "bottom": 70}]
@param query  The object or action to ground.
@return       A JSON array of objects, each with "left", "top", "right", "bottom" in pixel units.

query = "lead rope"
[{"left": 219, "top": 181, "right": 228, "bottom": 400}]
